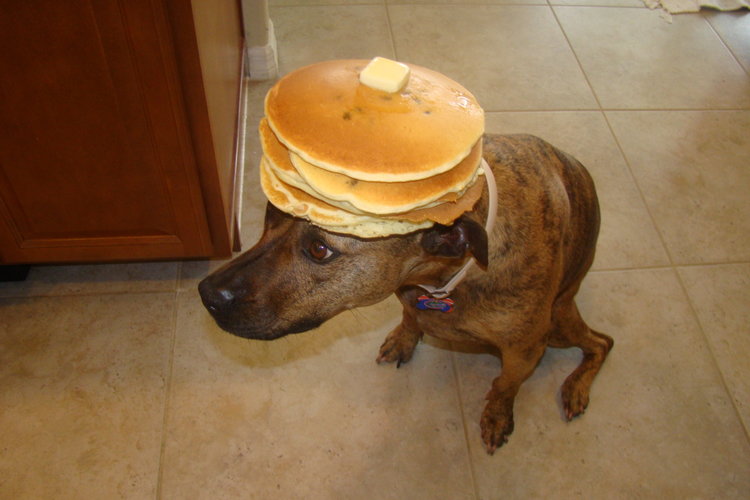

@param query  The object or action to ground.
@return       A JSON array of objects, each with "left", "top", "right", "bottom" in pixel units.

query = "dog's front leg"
[
  {"left": 481, "top": 342, "right": 546, "bottom": 454},
  {"left": 376, "top": 309, "right": 423, "bottom": 368}
]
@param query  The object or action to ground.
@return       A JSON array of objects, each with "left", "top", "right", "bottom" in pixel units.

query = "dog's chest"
[{"left": 412, "top": 292, "right": 491, "bottom": 344}]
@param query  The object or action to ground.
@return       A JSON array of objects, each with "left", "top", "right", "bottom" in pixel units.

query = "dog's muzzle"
[{"left": 199, "top": 275, "right": 318, "bottom": 340}]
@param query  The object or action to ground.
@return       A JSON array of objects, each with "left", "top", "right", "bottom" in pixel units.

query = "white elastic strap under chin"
[{"left": 417, "top": 159, "right": 497, "bottom": 299}]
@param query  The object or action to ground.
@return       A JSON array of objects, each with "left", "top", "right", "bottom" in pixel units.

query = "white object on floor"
[{"left": 644, "top": 0, "right": 748, "bottom": 13}]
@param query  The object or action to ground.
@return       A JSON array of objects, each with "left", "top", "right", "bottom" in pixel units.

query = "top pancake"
[{"left": 265, "top": 59, "right": 484, "bottom": 182}]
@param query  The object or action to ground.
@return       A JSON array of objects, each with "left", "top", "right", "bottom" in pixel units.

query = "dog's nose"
[{"left": 198, "top": 278, "right": 236, "bottom": 313}]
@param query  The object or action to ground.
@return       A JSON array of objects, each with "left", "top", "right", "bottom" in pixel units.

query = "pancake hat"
[{"left": 258, "top": 57, "right": 486, "bottom": 238}]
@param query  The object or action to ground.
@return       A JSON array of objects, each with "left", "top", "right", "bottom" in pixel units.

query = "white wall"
[{"left": 241, "top": 0, "right": 278, "bottom": 80}]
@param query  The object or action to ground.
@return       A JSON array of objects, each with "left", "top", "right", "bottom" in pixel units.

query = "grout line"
[
  {"left": 0, "top": 288, "right": 181, "bottom": 301},
  {"left": 449, "top": 350, "right": 481, "bottom": 500},
  {"left": 4, "top": 260, "right": 749, "bottom": 301},
  {"left": 701, "top": 11, "right": 750, "bottom": 78},
  {"left": 673, "top": 260, "right": 750, "bottom": 269},
  {"left": 387, "top": 1, "right": 648, "bottom": 6},
  {"left": 271, "top": 2, "right": 653, "bottom": 10},
  {"left": 589, "top": 265, "right": 674, "bottom": 274},
  {"left": 548, "top": 3, "right": 606, "bottom": 111},
  {"left": 672, "top": 268, "right": 750, "bottom": 445},
  {"left": 272, "top": 1, "right": 385, "bottom": 6},
  {"left": 390, "top": 1, "right": 547, "bottom": 5},
  {"left": 590, "top": 260, "right": 750, "bottom": 274},
  {"left": 599, "top": 110, "right": 678, "bottom": 268},
  {"left": 272, "top": 1, "right": 559, "bottom": 6},
  {"left": 155, "top": 289, "right": 180, "bottom": 499},
  {"left": 383, "top": 2, "right": 399, "bottom": 60},
  {"left": 546, "top": 2, "right": 647, "bottom": 6},
  {"left": 484, "top": 107, "right": 750, "bottom": 113}
]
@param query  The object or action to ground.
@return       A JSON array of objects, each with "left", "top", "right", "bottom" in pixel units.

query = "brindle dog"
[{"left": 199, "top": 134, "right": 614, "bottom": 454}]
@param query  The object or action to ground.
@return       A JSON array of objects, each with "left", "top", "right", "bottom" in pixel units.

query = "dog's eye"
[{"left": 307, "top": 240, "right": 335, "bottom": 262}]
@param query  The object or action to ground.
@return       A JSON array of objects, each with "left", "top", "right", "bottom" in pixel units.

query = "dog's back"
[{"left": 475, "top": 134, "right": 599, "bottom": 302}]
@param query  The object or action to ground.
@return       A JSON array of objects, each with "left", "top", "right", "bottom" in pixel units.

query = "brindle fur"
[{"left": 199, "top": 134, "right": 614, "bottom": 454}]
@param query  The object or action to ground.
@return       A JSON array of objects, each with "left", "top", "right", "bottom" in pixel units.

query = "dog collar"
[{"left": 417, "top": 158, "right": 497, "bottom": 300}]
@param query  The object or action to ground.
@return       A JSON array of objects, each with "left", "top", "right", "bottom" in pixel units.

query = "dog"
[{"left": 199, "top": 134, "right": 614, "bottom": 454}]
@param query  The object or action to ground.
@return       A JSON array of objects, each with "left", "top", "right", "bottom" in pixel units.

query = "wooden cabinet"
[{"left": 0, "top": 0, "right": 244, "bottom": 264}]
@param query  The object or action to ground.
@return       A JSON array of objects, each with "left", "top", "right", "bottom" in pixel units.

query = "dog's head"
[{"left": 198, "top": 203, "right": 487, "bottom": 340}]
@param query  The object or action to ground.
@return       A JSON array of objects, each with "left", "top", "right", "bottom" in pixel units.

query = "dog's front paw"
[
  {"left": 480, "top": 400, "right": 515, "bottom": 455},
  {"left": 376, "top": 324, "right": 421, "bottom": 368}
]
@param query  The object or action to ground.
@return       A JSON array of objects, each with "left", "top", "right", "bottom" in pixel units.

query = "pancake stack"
[{"left": 259, "top": 58, "right": 485, "bottom": 238}]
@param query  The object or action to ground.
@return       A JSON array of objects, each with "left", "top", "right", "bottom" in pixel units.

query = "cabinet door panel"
[{"left": 0, "top": 0, "right": 215, "bottom": 263}]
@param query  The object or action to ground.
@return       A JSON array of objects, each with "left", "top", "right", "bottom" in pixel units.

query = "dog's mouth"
[{"left": 208, "top": 313, "right": 325, "bottom": 341}]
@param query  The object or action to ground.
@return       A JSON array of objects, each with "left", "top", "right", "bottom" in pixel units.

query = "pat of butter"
[{"left": 359, "top": 57, "right": 410, "bottom": 93}]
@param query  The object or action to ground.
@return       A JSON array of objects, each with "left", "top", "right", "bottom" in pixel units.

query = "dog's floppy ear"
[{"left": 421, "top": 215, "right": 489, "bottom": 270}]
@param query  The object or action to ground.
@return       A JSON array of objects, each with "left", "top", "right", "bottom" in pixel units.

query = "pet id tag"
[{"left": 416, "top": 295, "right": 455, "bottom": 313}]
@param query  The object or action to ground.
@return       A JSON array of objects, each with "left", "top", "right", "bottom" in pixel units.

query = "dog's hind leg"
[{"left": 549, "top": 297, "right": 613, "bottom": 420}]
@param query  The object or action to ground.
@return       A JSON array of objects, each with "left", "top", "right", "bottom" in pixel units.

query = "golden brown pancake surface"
[{"left": 265, "top": 59, "right": 484, "bottom": 182}]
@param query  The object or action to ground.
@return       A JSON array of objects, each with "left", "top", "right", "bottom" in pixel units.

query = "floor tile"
[
  {"left": 705, "top": 11, "right": 750, "bottom": 74},
  {"left": 555, "top": 7, "right": 750, "bottom": 109},
  {"left": 160, "top": 290, "right": 475, "bottom": 499},
  {"left": 271, "top": 0, "right": 380, "bottom": 5},
  {"left": 551, "top": 0, "right": 644, "bottom": 5},
  {"left": 271, "top": 5, "right": 394, "bottom": 76},
  {"left": 388, "top": 5, "right": 598, "bottom": 111},
  {"left": 0, "top": 261, "right": 179, "bottom": 298},
  {"left": 453, "top": 269, "right": 750, "bottom": 498},
  {"left": 679, "top": 263, "right": 750, "bottom": 433},
  {"left": 388, "top": 0, "right": 545, "bottom": 4},
  {"left": 0, "top": 293, "right": 174, "bottom": 499},
  {"left": 484, "top": 111, "right": 669, "bottom": 270},
  {"left": 607, "top": 110, "right": 750, "bottom": 264}
]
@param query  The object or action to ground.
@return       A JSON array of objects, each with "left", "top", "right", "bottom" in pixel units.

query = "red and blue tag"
[{"left": 416, "top": 295, "right": 455, "bottom": 313}]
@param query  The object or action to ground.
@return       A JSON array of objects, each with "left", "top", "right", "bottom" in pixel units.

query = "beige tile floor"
[{"left": 1, "top": 2, "right": 749, "bottom": 499}]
